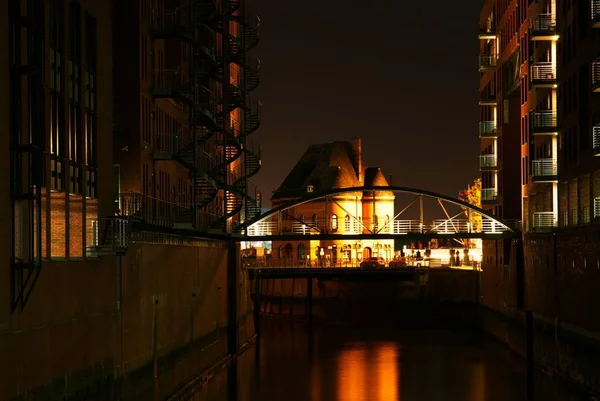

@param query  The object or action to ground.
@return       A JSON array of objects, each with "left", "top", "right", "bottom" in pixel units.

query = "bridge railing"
[
  {"left": 243, "top": 258, "right": 368, "bottom": 269},
  {"left": 246, "top": 217, "right": 514, "bottom": 236}
]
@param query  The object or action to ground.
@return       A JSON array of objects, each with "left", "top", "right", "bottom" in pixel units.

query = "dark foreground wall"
[{"left": 0, "top": 240, "right": 255, "bottom": 401}]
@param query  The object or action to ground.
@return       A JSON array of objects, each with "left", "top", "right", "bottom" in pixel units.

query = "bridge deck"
[{"left": 246, "top": 267, "right": 432, "bottom": 279}]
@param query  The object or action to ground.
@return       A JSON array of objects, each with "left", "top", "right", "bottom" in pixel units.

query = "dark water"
[{"left": 185, "top": 321, "right": 589, "bottom": 401}]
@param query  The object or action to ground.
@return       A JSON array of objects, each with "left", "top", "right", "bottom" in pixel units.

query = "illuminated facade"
[
  {"left": 270, "top": 137, "right": 395, "bottom": 263},
  {"left": 478, "top": 0, "right": 600, "bottom": 329},
  {"left": 113, "top": 0, "right": 262, "bottom": 233},
  {"left": 3, "top": 0, "right": 113, "bottom": 309}
]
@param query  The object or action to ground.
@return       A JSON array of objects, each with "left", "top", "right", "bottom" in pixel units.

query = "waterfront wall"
[
  {"left": 251, "top": 269, "right": 479, "bottom": 318},
  {"left": 0, "top": 240, "right": 255, "bottom": 401},
  {"left": 481, "top": 233, "right": 600, "bottom": 396}
]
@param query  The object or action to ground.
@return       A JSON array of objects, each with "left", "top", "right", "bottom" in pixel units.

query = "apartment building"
[
  {"left": 479, "top": 0, "right": 600, "bottom": 329},
  {"left": 113, "top": 0, "right": 262, "bottom": 234},
  {"left": 557, "top": 0, "right": 600, "bottom": 229}
]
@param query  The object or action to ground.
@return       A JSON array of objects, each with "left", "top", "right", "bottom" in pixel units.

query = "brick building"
[
  {"left": 478, "top": 0, "right": 600, "bottom": 330},
  {"left": 113, "top": 0, "right": 262, "bottom": 233},
  {"left": 270, "top": 137, "right": 395, "bottom": 264}
]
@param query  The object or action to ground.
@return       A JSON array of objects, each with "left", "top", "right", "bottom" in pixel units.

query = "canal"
[{"left": 180, "top": 320, "right": 588, "bottom": 401}]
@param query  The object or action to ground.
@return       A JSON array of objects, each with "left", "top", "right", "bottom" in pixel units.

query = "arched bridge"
[{"left": 242, "top": 186, "right": 521, "bottom": 241}]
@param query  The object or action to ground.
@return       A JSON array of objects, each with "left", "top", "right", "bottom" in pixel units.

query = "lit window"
[
  {"left": 331, "top": 214, "right": 338, "bottom": 231},
  {"left": 344, "top": 215, "right": 351, "bottom": 232}
]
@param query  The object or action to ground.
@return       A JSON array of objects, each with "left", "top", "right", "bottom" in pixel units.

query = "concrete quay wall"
[{"left": 0, "top": 240, "right": 255, "bottom": 401}]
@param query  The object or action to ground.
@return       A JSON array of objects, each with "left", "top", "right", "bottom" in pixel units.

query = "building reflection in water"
[{"left": 336, "top": 342, "right": 399, "bottom": 401}]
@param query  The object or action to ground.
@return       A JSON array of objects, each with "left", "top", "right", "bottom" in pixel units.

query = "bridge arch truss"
[{"left": 242, "top": 186, "right": 521, "bottom": 241}]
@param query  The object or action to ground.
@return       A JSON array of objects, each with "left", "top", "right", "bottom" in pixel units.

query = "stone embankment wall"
[{"left": 0, "top": 240, "right": 255, "bottom": 401}]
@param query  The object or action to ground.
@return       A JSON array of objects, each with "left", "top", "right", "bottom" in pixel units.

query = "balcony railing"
[
  {"left": 479, "top": 121, "right": 497, "bottom": 137},
  {"left": 481, "top": 188, "right": 498, "bottom": 203},
  {"left": 533, "top": 212, "right": 557, "bottom": 229},
  {"left": 593, "top": 124, "right": 600, "bottom": 156},
  {"left": 592, "top": 60, "right": 600, "bottom": 92},
  {"left": 479, "top": 26, "right": 497, "bottom": 40},
  {"left": 480, "top": 155, "right": 497, "bottom": 169},
  {"left": 531, "top": 111, "right": 558, "bottom": 134},
  {"left": 531, "top": 158, "right": 558, "bottom": 180},
  {"left": 479, "top": 55, "right": 496, "bottom": 71},
  {"left": 530, "top": 62, "right": 556, "bottom": 86},
  {"left": 592, "top": 0, "right": 600, "bottom": 27},
  {"left": 529, "top": 14, "right": 556, "bottom": 39},
  {"left": 479, "top": 91, "right": 497, "bottom": 106}
]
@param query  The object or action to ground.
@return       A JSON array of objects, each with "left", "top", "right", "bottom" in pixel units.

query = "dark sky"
[{"left": 248, "top": 0, "right": 481, "bottom": 206}]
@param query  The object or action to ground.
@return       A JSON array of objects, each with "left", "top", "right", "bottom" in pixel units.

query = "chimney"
[{"left": 352, "top": 136, "right": 363, "bottom": 184}]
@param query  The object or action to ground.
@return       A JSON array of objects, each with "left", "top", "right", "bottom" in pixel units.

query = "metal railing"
[
  {"left": 481, "top": 188, "right": 498, "bottom": 202},
  {"left": 479, "top": 91, "right": 497, "bottom": 105},
  {"left": 88, "top": 218, "right": 129, "bottom": 254},
  {"left": 530, "top": 62, "right": 556, "bottom": 82},
  {"left": 246, "top": 217, "right": 512, "bottom": 236},
  {"left": 593, "top": 60, "right": 600, "bottom": 90},
  {"left": 480, "top": 154, "right": 498, "bottom": 169},
  {"left": 592, "top": 0, "right": 600, "bottom": 22},
  {"left": 153, "top": 69, "right": 193, "bottom": 101},
  {"left": 531, "top": 158, "right": 557, "bottom": 177},
  {"left": 479, "top": 54, "right": 497, "bottom": 70},
  {"left": 117, "top": 192, "right": 195, "bottom": 228},
  {"left": 531, "top": 111, "right": 557, "bottom": 130},
  {"left": 593, "top": 125, "right": 600, "bottom": 154},
  {"left": 533, "top": 212, "right": 556, "bottom": 228},
  {"left": 479, "top": 121, "right": 497, "bottom": 137},
  {"left": 530, "top": 14, "right": 556, "bottom": 35}
]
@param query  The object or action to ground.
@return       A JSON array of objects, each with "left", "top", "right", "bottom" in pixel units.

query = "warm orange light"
[
  {"left": 337, "top": 347, "right": 367, "bottom": 401},
  {"left": 377, "top": 344, "right": 399, "bottom": 401}
]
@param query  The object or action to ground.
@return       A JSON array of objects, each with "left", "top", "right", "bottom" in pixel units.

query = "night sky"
[{"left": 249, "top": 1, "right": 481, "bottom": 206}]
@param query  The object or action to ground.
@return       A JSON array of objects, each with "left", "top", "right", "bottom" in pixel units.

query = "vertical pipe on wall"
[{"left": 227, "top": 240, "right": 239, "bottom": 355}]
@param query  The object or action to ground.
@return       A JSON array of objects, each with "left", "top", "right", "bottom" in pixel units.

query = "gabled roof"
[{"left": 271, "top": 141, "right": 363, "bottom": 200}]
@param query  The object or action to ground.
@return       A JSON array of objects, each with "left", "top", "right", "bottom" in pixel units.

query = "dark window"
[{"left": 85, "top": 12, "right": 97, "bottom": 71}]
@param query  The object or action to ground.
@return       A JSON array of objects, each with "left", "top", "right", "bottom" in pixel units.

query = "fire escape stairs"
[
  {"left": 244, "top": 102, "right": 261, "bottom": 135},
  {"left": 244, "top": 57, "right": 260, "bottom": 93}
]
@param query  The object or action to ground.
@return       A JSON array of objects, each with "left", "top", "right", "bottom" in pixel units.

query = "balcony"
[
  {"left": 532, "top": 212, "right": 557, "bottom": 231},
  {"left": 592, "top": 60, "right": 600, "bottom": 92},
  {"left": 593, "top": 124, "right": 600, "bottom": 156},
  {"left": 531, "top": 158, "right": 558, "bottom": 182},
  {"left": 479, "top": 27, "right": 497, "bottom": 40},
  {"left": 479, "top": 55, "right": 496, "bottom": 71},
  {"left": 593, "top": 0, "right": 600, "bottom": 28},
  {"left": 479, "top": 121, "right": 497, "bottom": 138},
  {"left": 481, "top": 188, "right": 498, "bottom": 204},
  {"left": 479, "top": 91, "right": 497, "bottom": 106},
  {"left": 530, "top": 62, "right": 556, "bottom": 88},
  {"left": 529, "top": 14, "right": 557, "bottom": 40},
  {"left": 479, "top": 154, "right": 498, "bottom": 170},
  {"left": 531, "top": 111, "right": 558, "bottom": 135}
]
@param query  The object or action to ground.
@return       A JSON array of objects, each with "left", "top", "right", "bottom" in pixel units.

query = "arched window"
[
  {"left": 373, "top": 215, "right": 378, "bottom": 231},
  {"left": 278, "top": 245, "right": 283, "bottom": 259},
  {"left": 298, "top": 243, "right": 306, "bottom": 260},
  {"left": 344, "top": 215, "right": 351, "bottom": 232},
  {"left": 312, "top": 214, "right": 318, "bottom": 227},
  {"left": 331, "top": 214, "right": 338, "bottom": 231},
  {"left": 385, "top": 215, "right": 390, "bottom": 232}
]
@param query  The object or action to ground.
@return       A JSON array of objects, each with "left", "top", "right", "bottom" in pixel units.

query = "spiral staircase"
[{"left": 150, "top": 0, "right": 262, "bottom": 233}]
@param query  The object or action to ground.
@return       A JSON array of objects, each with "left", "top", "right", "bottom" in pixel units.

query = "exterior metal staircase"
[
  {"left": 244, "top": 56, "right": 260, "bottom": 92},
  {"left": 245, "top": 101, "right": 261, "bottom": 135}
]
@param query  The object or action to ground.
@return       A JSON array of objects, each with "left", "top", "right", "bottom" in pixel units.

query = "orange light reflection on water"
[{"left": 337, "top": 343, "right": 400, "bottom": 401}]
